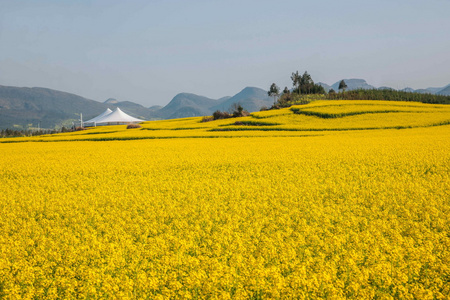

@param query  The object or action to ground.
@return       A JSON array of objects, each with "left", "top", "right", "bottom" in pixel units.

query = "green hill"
[{"left": 0, "top": 85, "right": 158, "bottom": 129}]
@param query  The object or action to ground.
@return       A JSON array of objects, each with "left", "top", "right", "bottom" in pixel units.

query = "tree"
[
  {"left": 229, "top": 103, "right": 249, "bottom": 117},
  {"left": 291, "top": 71, "right": 319, "bottom": 94},
  {"left": 329, "top": 88, "right": 336, "bottom": 94},
  {"left": 300, "top": 71, "right": 313, "bottom": 94},
  {"left": 291, "top": 71, "right": 301, "bottom": 94},
  {"left": 268, "top": 83, "right": 280, "bottom": 105},
  {"left": 339, "top": 80, "right": 348, "bottom": 92}
]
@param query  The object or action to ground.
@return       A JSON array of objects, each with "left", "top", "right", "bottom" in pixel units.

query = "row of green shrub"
[
  {"left": 325, "top": 89, "right": 450, "bottom": 104},
  {"left": 202, "top": 104, "right": 250, "bottom": 122},
  {"left": 272, "top": 89, "right": 450, "bottom": 109},
  {"left": 290, "top": 108, "right": 405, "bottom": 118}
]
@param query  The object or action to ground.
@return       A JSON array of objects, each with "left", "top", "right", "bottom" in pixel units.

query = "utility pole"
[{"left": 80, "top": 113, "right": 83, "bottom": 128}]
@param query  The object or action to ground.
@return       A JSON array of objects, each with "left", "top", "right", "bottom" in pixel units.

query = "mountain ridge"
[
  {"left": 157, "top": 92, "right": 219, "bottom": 119},
  {"left": 1, "top": 79, "right": 449, "bottom": 129},
  {"left": 330, "top": 79, "right": 376, "bottom": 91},
  {"left": 0, "top": 85, "right": 158, "bottom": 129},
  {"left": 0, "top": 85, "right": 275, "bottom": 129},
  {"left": 210, "top": 87, "right": 272, "bottom": 112}
]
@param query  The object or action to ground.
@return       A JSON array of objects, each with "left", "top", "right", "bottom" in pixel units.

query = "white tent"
[
  {"left": 94, "top": 108, "right": 145, "bottom": 125},
  {"left": 84, "top": 108, "right": 113, "bottom": 124}
]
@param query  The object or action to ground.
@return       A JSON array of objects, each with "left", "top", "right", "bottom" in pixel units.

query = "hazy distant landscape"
[{"left": 1, "top": 79, "right": 449, "bottom": 130}]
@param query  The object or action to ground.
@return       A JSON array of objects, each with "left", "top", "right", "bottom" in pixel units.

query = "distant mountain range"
[
  {"left": 436, "top": 85, "right": 450, "bottom": 95},
  {"left": 0, "top": 85, "right": 273, "bottom": 129},
  {"left": 0, "top": 85, "right": 159, "bottom": 129},
  {"left": 330, "top": 79, "right": 376, "bottom": 91},
  {"left": 157, "top": 87, "right": 272, "bottom": 119},
  {"left": 1, "top": 80, "right": 449, "bottom": 129},
  {"left": 318, "top": 79, "right": 450, "bottom": 96}
]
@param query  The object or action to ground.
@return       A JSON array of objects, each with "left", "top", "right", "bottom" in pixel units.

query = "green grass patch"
[
  {"left": 291, "top": 108, "right": 408, "bottom": 118},
  {"left": 82, "top": 131, "right": 117, "bottom": 135},
  {"left": 230, "top": 121, "right": 280, "bottom": 126},
  {"left": 250, "top": 112, "right": 292, "bottom": 119}
]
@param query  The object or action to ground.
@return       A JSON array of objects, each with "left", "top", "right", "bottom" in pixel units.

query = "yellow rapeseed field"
[{"left": 0, "top": 100, "right": 449, "bottom": 299}]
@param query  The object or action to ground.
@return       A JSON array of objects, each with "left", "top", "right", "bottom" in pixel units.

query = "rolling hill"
[
  {"left": 0, "top": 84, "right": 274, "bottom": 129},
  {"left": 157, "top": 93, "right": 221, "bottom": 119},
  {"left": 323, "top": 79, "right": 450, "bottom": 95},
  {"left": 210, "top": 87, "right": 273, "bottom": 112},
  {"left": 0, "top": 85, "right": 160, "bottom": 129},
  {"left": 331, "top": 79, "right": 375, "bottom": 91},
  {"left": 159, "top": 87, "right": 273, "bottom": 120},
  {"left": 437, "top": 85, "right": 450, "bottom": 96},
  {"left": 0, "top": 85, "right": 108, "bottom": 129},
  {"left": 317, "top": 82, "right": 332, "bottom": 92},
  {"left": 2, "top": 79, "right": 450, "bottom": 130}
]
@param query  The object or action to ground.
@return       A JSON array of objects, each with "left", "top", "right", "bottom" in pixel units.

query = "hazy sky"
[{"left": 1, "top": 0, "right": 449, "bottom": 106}]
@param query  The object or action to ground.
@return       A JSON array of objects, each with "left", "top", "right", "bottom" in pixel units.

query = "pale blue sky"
[{"left": 1, "top": 0, "right": 449, "bottom": 106}]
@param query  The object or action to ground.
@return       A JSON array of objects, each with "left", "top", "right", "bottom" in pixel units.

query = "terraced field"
[
  {"left": 2, "top": 100, "right": 450, "bottom": 143},
  {"left": 1, "top": 100, "right": 449, "bottom": 299}
]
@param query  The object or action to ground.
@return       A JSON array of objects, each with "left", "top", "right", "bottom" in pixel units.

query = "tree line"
[
  {"left": 0, "top": 127, "right": 72, "bottom": 138},
  {"left": 268, "top": 71, "right": 326, "bottom": 106},
  {"left": 326, "top": 89, "right": 450, "bottom": 104},
  {"left": 268, "top": 72, "right": 450, "bottom": 108}
]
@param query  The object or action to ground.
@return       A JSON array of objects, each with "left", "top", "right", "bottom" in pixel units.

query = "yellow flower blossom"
[{"left": 0, "top": 100, "right": 449, "bottom": 298}]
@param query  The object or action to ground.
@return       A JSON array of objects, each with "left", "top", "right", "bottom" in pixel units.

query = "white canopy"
[
  {"left": 85, "top": 108, "right": 113, "bottom": 123},
  {"left": 94, "top": 108, "right": 145, "bottom": 124}
]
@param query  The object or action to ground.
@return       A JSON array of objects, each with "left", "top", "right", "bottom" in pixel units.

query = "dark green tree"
[
  {"left": 268, "top": 83, "right": 280, "bottom": 105},
  {"left": 300, "top": 71, "right": 313, "bottom": 94},
  {"left": 339, "top": 80, "right": 348, "bottom": 92},
  {"left": 291, "top": 71, "right": 324, "bottom": 94},
  {"left": 291, "top": 71, "right": 301, "bottom": 94}
]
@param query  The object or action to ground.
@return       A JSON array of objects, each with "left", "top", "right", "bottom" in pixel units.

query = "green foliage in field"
[{"left": 325, "top": 89, "right": 450, "bottom": 104}]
